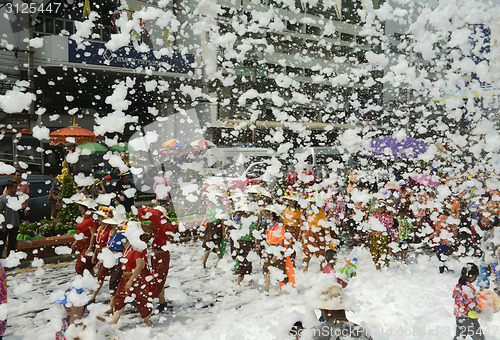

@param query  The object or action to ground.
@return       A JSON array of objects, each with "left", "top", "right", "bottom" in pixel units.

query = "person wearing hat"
[
  {"left": 103, "top": 217, "right": 127, "bottom": 315},
  {"left": 303, "top": 193, "right": 331, "bottom": 272},
  {"left": 90, "top": 210, "right": 116, "bottom": 302},
  {"left": 199, "top": 191, "right": 229, "bottom": 269},
  {"left": 366, "top": 200, "right": 396, "bottom": 270},
  {"left": 99, "top": 174, "right": 115, "bottom": 194},
  {"left": 114, "top": 171, "right": 135, "bottom": 212},
  {"left": 261, "top": 207, "right": 290, "bottom": 294},
  {"left": 282, "top": 190, "right": 304, "bottom": 266},
  {"left": 138, "top": 206, "right": 177, "bottom": 312},
  {"left": 55, "top": 287, "right": 91, "bottom": 340},
  {"left": 72, "top": 198, "right": 98, "bottom": 276},
  {"left": 325, "top": 188, "right": 345, "bottom": 235},
  {"left": 110, "top": 222, "right": 153, "bottom": 326},
  {"left": 302, "top": 286, "right": 372, "bottom": 340},
  {"left": 230, "top": 204, "right": 259, "bottom": 285}
]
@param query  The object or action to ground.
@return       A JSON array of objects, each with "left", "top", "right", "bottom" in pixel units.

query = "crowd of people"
[
  {"left": 198, "top": 169, "right": 500, "bottom": 339},
  {"left": 2, "top": 166, "right": 500, "bottom": 339},
  {"left": 201, "top": 169, "right": 500, "bottom": 280}
]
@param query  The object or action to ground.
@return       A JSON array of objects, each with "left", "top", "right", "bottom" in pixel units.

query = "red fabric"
[
  {"left": 96, "top": 264, "right": 110, "bottom": 282},
  {"left": 114, "top": 271, "right": 153, "bottom": 318},
  {"left": 286, "top": 173, "right": 298, "bottom": 186},
  {"left": 151, "top": 250, "right": 170, "bottom": 298},
  {"left": 95, "top": 225, "right": 111, "bottom": 248},
  {"left": 138, "top": 207, "right": 176, "bottom": 249},
  {"left": 75, "top": 238, "right": 95, "bottom": 276},
  {"left": 453, "top": 283, "right": 478, "bottom": 318},
  {"left": 120, "top": 247, "right": 148, "bottom": 273},
  {"left": 77, "top": 214, "right": 98, "bottom": 239}
]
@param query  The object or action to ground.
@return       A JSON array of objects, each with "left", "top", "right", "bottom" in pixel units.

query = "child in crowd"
[
  {"left": 452, "top": 263, "right": 484, "bottom": 340},
  {"left": 322, "top": 249, "right": 337, "bottom": 274}
]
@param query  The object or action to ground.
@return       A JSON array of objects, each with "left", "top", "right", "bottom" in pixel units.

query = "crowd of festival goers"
[{"left": 1, "top": 167, "right": 500, "bottom": 339}]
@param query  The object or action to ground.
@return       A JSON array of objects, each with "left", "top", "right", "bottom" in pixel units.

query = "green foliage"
[
  {"left": 56, "top": 174, "right": 79, "bottom": 223},
  {"left": 18, "top": 219, "right": 78, "bottom": 238}
]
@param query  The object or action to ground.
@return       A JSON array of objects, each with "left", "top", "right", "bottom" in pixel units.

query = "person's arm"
[
  {"left": 221, "top": 220, "right": 226, "bottom": 238},
  {"left": 0, "top": 198, "right": 4, "bottom": 232},
  {"left": 125, "top": 257, "right": 145, "bottom": 291},
  {"left": 272, "top": 239, "right": 285, "bottom": 263},
  {"left": 86, "top": 227, "right": 97, "bottom": 256},
  {"left": 24, "top": 184, "right": 30, "bottom": 216}
]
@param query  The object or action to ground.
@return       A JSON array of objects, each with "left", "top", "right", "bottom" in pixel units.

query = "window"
[
  {"left": 341, "top": 33, "right": 354, "bottom": 42},
  {"left": 29, "top": 181, "right": 52, "bottom": 198}
]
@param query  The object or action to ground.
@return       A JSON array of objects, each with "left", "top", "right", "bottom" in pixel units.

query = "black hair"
[
  {"left": 458, "top": 262, "right": 479, "bottom": 286},
  {"left": 6, "top": 180, "right": 17, "bottom": 190},
  {"left": 324, "top": 248, "right": 337, "bottom": 263},
  {"left": 270, "top": 211, "right": 282, "bottom": 222}
]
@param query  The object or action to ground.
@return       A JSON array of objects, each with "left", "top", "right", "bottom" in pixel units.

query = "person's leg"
[
  {"left": 152, "top": 251, "right": 170, "bottom": 305},
  {"left": 471, "top": 318, "right": 485, "bottom": 340},
  {"left": 6, "top": 226, "right": 19, "bottom": 254},
  {"left": 202, "top": 250, "right": 210, "bottom": 268},
  {"left": 437, "top": 244, "right": 449, "bottom": 273},
  {"left": 109, "top": 306, "right": 125, "bottom": 324},
  {"left": 0, "top": 231, "right": 7, "bottom": 258},
  {"left": 110, "top": 273, "right": 129, "bottom": 323},
  {"left": 302, "top": 243, "right": 311, "bottom": 272},
  {"left": 453, "top": 317, "right": 484, "bottom": 340}
]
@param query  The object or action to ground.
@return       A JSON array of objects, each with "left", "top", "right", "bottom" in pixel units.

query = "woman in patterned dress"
[{"left": 0, "top": 262, "right": 6, "bottom": 338}]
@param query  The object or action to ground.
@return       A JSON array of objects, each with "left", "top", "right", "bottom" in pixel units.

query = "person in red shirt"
[
  {"left": 90, "top": 209, "right": 115, "bottom": 301},
  {"left": 138, "top": 206, "right": 176, "bottom": 312},
  {"left": 110, "top": 222, "right": 153, "bottom": 326},
  {"left": 72, "top": 198, "right": 97, "bottom": 276}
]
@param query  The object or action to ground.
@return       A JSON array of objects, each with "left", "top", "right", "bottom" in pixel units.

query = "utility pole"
[{"left": 405, "top": 37, "right": 413, "bottom": 134}]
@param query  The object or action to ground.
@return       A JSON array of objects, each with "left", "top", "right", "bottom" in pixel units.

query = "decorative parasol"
[
  {"left": 76, "top": 142, "right": 108, "bottom": 154},
  {"left": 411, "top": 175, "right": 440, "bottom": 187},
  {"left": 159, "top": 148, "right": 185, "bottom": 156},
  {"left": 109, "top": 142, "right": 134, "bottom": 153},
  {"left": 190, "top": 139, "right": 216, "bottom": 150},
  {"left": 163, "top": 138, "right": 186, "bottom": 149},
  {"left": 368, "top": 136, "right": 428, "bottom": 159},
  {"left": 49, "top": 126, "right": 99, "bottom": 145}
]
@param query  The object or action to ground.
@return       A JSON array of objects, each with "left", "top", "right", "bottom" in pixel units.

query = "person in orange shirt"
[
  {"left": 262, "top": 208, "right": 290, "bottom": 294},
  {"left": 282, "top": 190, "right": 303, "bottom": 266}
]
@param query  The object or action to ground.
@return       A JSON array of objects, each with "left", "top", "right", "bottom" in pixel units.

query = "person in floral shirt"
[
  {"left": 55, "top": 287, "right": 90, "bottom": 340},
  {"left": 452, "top": 263, "right": 484, "bottom": 340},
  {"left": 367, "top": 201, "right": 396, "bottom": 270},
  {"left": 0, "top": 262, "right": 6, "bottom": 338}
]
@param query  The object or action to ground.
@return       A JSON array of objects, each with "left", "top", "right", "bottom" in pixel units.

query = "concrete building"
[
  {"left": 196, "top": 0, "right": 385, "bottom": 147},
  {"left": 0, "top": 0, "right": 385, "bottom": 173},
  {"left": 0, "top": 0, "right": 198, "bottom": 173}
]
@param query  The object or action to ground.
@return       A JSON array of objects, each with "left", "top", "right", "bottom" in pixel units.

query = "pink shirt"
[{"left": 323, "top": 266, "right": 335, "bottom": 274}]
